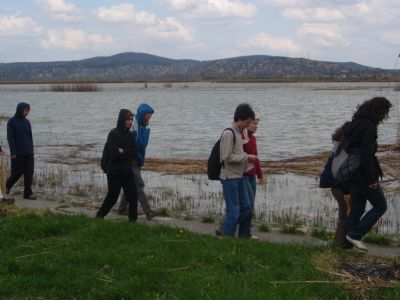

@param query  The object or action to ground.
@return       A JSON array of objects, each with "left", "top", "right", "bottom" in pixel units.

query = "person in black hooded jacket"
[
  {"left": 6, "top": 102, "right": 36, "bottom": 200},
  {"left": 96, "top": 109, "right": 138, "bottom": 222},
  {"left": 344, "top": 97, "right": 392, "bottom": 252}
]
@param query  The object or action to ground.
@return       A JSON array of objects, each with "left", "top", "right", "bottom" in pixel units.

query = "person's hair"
[
  {"left": 332, "top": 121, "right": 351, "bottom": 142},
  {"left": 352, "top": 97, "right": 392, "bottom": 124},
  {"left": 234, "top": 103, "right": 255, "bottom": 122}
]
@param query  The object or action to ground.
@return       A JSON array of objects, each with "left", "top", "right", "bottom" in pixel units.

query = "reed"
[{"left": 48, "top": 83, "right": 100, "bottom": 92}]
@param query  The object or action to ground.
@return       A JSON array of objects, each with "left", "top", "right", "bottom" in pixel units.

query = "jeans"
[
  {"left": 6, "top": 155, "right": 34, "bottom": 197},
  {"left": 97, "top": 173, "right": 138, "bottom": 221},
  {"left": 221, "top": 178, "right": 252, "bottom": 237},
  {"left": 244, "top": 175, "right": 257, "bottom": 212},
  {"left": 346, "top": 176, "right": 387, "bottom": 240},
  {"left": 118, "top": 166, "right": 151, "bottom": 215}
]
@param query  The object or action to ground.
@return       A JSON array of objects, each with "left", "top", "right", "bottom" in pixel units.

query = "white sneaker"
[
  {"left": 346, "top": 235, "right": 368, "bottom": 252},
  {"left": 250, "top": 235, "right": 259, "bottom": 240}
]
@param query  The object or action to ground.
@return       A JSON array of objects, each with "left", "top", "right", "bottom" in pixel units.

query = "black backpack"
[{"left": 207, "top": 128, "right": 236, "bottom": 180}]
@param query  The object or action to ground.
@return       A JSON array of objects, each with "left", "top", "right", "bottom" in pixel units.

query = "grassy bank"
[{"left": 0, "top": 209, "right": 399, "bottom": 299}]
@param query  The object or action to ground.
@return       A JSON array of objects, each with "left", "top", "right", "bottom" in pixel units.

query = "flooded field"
[{"left": 0, "top": 82, "right": 399, "bottom": 234}]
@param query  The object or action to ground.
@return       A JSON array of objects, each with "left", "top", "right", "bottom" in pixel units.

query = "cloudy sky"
[{"left": 1, "top": 0, "right": 399, "bottom": 68}]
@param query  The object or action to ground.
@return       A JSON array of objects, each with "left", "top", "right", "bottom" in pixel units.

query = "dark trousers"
[
  {"left": 6, "top": 155, "right": 34, "bottom": 197},
  {"left": 346, "top": 177, "right": 387, "bottom": 240},
  {"left": 97, "top": 173, "right": 138, "bottom": 221}
]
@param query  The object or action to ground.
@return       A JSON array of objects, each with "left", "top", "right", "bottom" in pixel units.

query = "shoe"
[
  {"left": 346, "top": 235, "right": 368, "bottom": 252},
  {"left": 1, "top": 197, "right": 15, "bottom": 205},
  {"left": 24, "top": 194, "right": 37, "bottom": 200},
  {"left": 146, "top": 210, "right": 158, "bottom": 220},
  {"left": 215, "top": 228, "right": 223, "bottom": 236},
  {"left": 250, "top": 235, "right": 259, "bottom": 240}
]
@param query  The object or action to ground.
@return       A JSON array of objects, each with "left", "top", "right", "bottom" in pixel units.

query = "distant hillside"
[{"left": 0, "top": 52, "right": 398, "bottom": 82}]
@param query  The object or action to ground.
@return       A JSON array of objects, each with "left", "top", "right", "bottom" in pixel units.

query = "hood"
[
  {"left": 15, "top": 102, "right": 30, "bottom": 118},
  {"left": 117, "top": 109, "right": 134, "bottom": 131},
  {"left": 135, "top": 103, "right": 154, "bottom": 126}
]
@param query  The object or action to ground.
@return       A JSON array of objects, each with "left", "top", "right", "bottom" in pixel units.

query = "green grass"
[
  {"left": 258, "top": 223, "right": 270, "bottom": 232},
  {"left": 363, "top": 233, "right": 393, "bottom": 246},
  {"left": 312, "top": 226, "right": 334, "bottom": 241},
  {"left": 158, "top": 207, "right": 169, "bottom": 217},
  {"left": 0, "top": 210, "right": 399, "bottom": 299},
  {"left": 280, "top": 221, "right": 304, "bottom": 235}
]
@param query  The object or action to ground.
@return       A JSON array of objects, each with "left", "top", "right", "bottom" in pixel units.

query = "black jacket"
[
  {"left": 7, "top": 102, "right": 34, "bottom": 156},
  {"left": 103, "top": 109, "right": 137, "bottom": 175},
  {"left": 344, "top": 118, "right": 382, "bottom": 184}
]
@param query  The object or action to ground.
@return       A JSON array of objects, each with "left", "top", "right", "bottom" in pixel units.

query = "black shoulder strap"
[{"left": 222, "top": 128, "right": 236, "bottom": 146}]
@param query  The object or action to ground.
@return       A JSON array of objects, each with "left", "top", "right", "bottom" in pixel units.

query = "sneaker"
[
  {"left": 24, "top": 194, "right": 37, "bottom": 200},
  {"left": 1, "top": 197, "right": 15, "bottom": 205},
  {"left": 215, "top": 228, "right": 223, "bottom": 236},
  {"left": 146, "top": 210, "right": 158, "bottom": 220},
  {"left": 250, "top": 235, "right": 259, "bottom": 240},
  {"left": 346, "top": 235, "right": 368, "bottom": 252}
]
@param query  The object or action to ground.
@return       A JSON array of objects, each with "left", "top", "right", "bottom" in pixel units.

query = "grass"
[
  {"left": 1, "top": 209, "right": 400, "bottom": 299},
  {"left": 47, "top": 83, "right": 100, "bottom": 92},
  {"left": 363, "top": 233, "right": 394, "bottom": 246},
  {"left": 280, "top": 221, "right": 305, "bottom": 235},
  {"left": 258, "top": 223, "right": 270, "bottom": 233},
  {"left": 158, "top": 207, "right": 169, "bottom": 217},
  {"left": 0, "top": 114, "right": 9, "bottom": 123},
  {"left": 312, "top": 226, "right": 334, "bottom": 241}
]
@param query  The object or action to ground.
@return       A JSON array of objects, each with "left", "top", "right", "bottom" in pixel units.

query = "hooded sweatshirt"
[
  {"left": 7, "top": 102, "right": 34, "bottom": 156},
  {"left": 104, "top": 109, "right": 138, "bottom": 175},
  {"left": 344, "top": 118, "right": 382, "bottom": 184},
  {"left": 133, "top": 103, "right": 154, "bottom": 167},
  {"left": 242, "top": 130, "right": 263, "bottom": 179}
]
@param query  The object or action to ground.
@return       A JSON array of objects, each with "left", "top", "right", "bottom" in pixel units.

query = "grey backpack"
[{"left": 331, "top": 140, "right": 361, "bottom": 183}]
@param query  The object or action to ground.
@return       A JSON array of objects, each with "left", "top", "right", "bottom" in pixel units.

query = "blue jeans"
[
  {"left": 221, "top": 178, "right": 252, "bottom": 237},
  {"left": 346, "top": 176, "right": 387, "bottom": 240},
  {"left": 244, "top": 175, "right": 257, "bottom": 212}
]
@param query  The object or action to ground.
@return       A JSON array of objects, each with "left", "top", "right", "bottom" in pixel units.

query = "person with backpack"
[
  {"left": 6, "top": 102, "right": 36, "bottom": 200},
  {"left": 319, "top": 122, "right": 352, "bottom": 249},
  {"left": 217, "top": 103, "right": 257, "bottom": 238},
  {"left": 0, "top": 146, "right": 15, "bottom": 204},
  {"left": 344, "top": 97, "right": 392, "bottom": 252},
  {"left": 117, "top": 103, "right": 158, "bottom": 220},
  {"left": 242, "top": 118, "right": 264, "bottom": 214},
  {"left": 97, "top": 109, "right": 138, "bottom": 222}
]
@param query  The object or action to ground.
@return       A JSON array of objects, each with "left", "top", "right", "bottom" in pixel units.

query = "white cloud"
[
  {"left": 146, "top": 17, "right": 194, "bottom": 42},
  {"left": 35, "top": 0, "right": 82, "bottom": 21},
  {"left": 243, "top": 32, "right": 302, "bottom": 53},
  {"left": 167, "top": 0, "right": 257, "bottom": 19},
  {"left": 298, "top": 23, "right": 348, "bottom": 47},
  {"left": 41, "top": 28, "right": 113, "bottom": 50},
  {"left": 262, "top": 0, "right": 308, "bottom": 6},
  {"left": 282, "top": 8, "right": 345, "bottom": 22},
  {"left": 0, "top": 14, "right": 42, "bottom": 37},
  {"left": 95, "top": 3, "right": 157, "bottom": 26},
  {"left": 95, "top": 3, "right": 194, "bottom": 42}
]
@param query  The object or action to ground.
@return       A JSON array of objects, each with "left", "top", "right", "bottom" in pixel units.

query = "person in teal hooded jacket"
[{"left": 118, "top": 103, "right": 158, "bottom": 220}]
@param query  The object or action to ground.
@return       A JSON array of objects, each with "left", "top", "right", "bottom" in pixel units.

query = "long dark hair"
[
  {"left": 352, "top": 97, "right": 392, "bottom": 125},
  {"left": 332, "top": 121, "right": 351, "bottom": 142}
]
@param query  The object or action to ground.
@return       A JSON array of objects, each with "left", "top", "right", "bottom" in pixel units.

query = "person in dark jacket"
[
  {"left": 118, "top": 103, "right": 158, "bottom": 220},
  {"left": 96, "top": 109, "right": 138, "bottom": 222},
  {"left": 6, "top": 102, "right": 36, "bottom": 200},
  {"left": 344, "top": 97, "right": 392, "bottom": 252},
  {"left": 319, "top": 122, "right": 352, "bottom": 249}
]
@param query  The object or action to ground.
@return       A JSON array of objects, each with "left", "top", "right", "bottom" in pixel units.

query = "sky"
[{"left": 0, "top": 0, "right": 399, "bottom": 68}]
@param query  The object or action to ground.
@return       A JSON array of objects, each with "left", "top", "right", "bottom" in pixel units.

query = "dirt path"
[{"left": 10, "top": 196, "right": 400, "bottom": 259}]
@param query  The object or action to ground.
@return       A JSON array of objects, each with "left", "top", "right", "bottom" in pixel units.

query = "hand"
[
  {"left": 247, "top": 154, "right": 258, "bottom": 162},
  {"left": 11, "top": 155, "right": 17, "bottom": 160},
  {"left": 0, "top": 151, "right": 4, "bottom": 156},
  {"left": 369, "top": 183, "right": 378, "bottom": 189},
  {"left": 258, "top": 177, "right": 265, "bottom": 185},
  {"left": 118, "top": 148, "right": 124, "bottom": 154}
]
